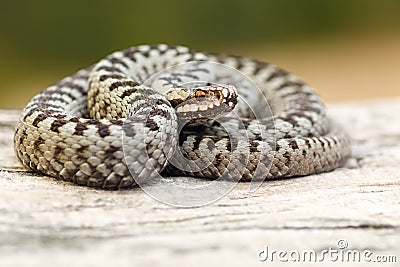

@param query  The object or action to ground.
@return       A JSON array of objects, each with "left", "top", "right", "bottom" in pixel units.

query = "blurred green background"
[{"left": 1, "top": 0, "right": 399, "bottom": 108}]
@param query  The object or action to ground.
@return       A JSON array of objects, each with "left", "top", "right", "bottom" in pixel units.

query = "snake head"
[{"left": 165, "top": 85, "right": 238, "bottom": 124}]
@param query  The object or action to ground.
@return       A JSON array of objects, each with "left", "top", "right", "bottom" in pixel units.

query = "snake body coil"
[{"left": 14, "top": 44, "right": 350, "bottom": 189}]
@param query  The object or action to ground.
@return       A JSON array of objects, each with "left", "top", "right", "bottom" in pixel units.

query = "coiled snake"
[{"left": 14, "top": 44, "right": 351, "bottom": 189}]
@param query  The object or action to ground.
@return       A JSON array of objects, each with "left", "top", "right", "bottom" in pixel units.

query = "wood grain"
[{"left": 1, "top": 98, "right": 399, "bottom": 267}]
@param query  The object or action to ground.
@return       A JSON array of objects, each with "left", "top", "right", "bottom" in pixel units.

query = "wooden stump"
[{"left": 1, "top": 98, "right": 399, "bottom": 266}]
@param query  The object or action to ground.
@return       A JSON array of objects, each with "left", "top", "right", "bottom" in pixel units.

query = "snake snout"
[
  {"left": 194, "top": 85, "right": 237, "bottom": 108},
  {"left": 218, "top": 84, "right": 238, "bottom": 109},
  {"left": 171, "top": 85, "right": 237, "bottom": 125}
]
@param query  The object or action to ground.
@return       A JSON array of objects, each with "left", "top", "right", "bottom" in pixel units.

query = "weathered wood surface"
[{"left": 1, "top": 98, "right": 399, "bottom": 267}]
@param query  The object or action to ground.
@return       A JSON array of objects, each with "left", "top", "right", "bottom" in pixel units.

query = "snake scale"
[{"left": 14, "top": 44, "right": 351, "bottom": 189}]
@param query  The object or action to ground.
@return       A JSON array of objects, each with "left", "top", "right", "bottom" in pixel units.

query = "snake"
[{"left": 14, "top": 44, "right": 351, "bottom": 189}]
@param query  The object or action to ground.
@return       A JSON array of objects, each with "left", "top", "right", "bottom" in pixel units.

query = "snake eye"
[{"left": 195, "top": 90, "right": 206, "bottom": 98}]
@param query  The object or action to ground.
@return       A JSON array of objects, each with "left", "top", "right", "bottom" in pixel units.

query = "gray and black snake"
[{"left": 14, "top": 44, "right": 351, "bottom": 189}]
